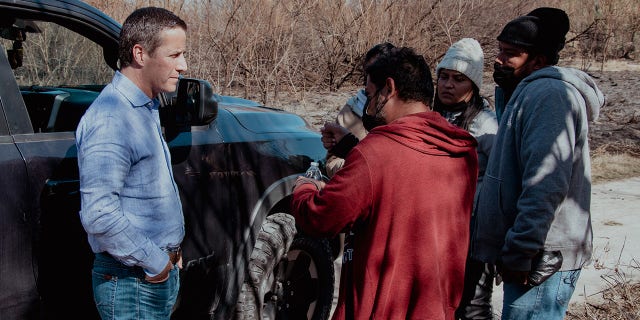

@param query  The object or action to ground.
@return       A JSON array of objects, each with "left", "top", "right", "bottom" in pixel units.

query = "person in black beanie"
[
  {"left": 491, "top": 7, "right": 571, "bottom": 120},
  {"left": 469, "top": 7, "right": 605, "bottom": 320}
]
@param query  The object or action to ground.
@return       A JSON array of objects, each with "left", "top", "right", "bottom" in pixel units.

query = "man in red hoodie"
[{"left": 291, "top": 47, "right": 479, "bottom": 320}]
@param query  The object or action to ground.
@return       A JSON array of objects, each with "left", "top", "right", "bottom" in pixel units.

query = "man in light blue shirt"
[{"left": 76, "top": 7, "right": 187, "bottom": 319}]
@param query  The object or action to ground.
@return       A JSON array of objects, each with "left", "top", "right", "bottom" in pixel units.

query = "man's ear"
[
  {"left": 530, "top": 54, "right": 548, "bottom": 71},
  {"left": 132, "top": 44, "right": 145, "bottom": 66},
  {"left": 385, "top": 77, "right": 397, "bottom": 98}
]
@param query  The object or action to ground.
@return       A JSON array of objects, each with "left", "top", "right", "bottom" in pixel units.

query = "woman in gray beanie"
[{"left": 433, "top": 38, "right": 499, "bottom": 320}]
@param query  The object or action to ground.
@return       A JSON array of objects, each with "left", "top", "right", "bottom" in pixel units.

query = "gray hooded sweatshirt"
[{"left": 471, "top": 66, "right": 604, "bottom": 272}]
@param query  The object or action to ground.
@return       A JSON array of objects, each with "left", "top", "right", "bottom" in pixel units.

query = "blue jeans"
[
  {"left": 501, "top": 269, "right": 581, "bottom": 320},
  {"left": 92, "top": 253, "right": 180, "bottom": 320}
]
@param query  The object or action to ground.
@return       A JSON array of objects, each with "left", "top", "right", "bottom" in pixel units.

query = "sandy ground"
[
  {"left": 573, "top": 177, "right": 640, "bottom": 304},
  {"left": 489, "top": 176, "right": 640, "bottom": 316}
]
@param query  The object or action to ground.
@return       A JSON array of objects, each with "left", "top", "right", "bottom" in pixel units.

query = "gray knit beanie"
[{"left": 436, "top": 38, "right": 484, "bottom": 90}]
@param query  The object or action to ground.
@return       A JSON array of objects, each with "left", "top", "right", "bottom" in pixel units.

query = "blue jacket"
[{"left": 471, "top": 66, "right": 604, "bottom": 272}]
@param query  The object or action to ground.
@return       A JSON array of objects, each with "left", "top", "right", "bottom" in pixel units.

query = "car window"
[
  {"left": 1, "top": 20, "right": 112, "bottom": 133},
  {"left": 2, "top": 20, "right": 111, "bottom": 86}
]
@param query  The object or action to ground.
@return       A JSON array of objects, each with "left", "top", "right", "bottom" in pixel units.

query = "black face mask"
[
  {"left": 362, "top": 90, "right": 387, "bottom": 132},
  {"left": 493, "top": 62, "right": 517, "bottom": 91},
  {"left": 362, "top": 111, "right": 386, "bottom": 132}
]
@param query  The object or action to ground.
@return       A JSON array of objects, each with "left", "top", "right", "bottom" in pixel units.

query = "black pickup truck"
[{"left": 0, "top": 1, "right": 337, "bottom": 319}]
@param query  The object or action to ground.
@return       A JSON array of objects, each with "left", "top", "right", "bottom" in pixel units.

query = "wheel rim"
[{"left": 263, "top": 248, "right": 320, "bottom": 319}]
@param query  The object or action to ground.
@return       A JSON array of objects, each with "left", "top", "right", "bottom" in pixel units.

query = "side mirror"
[
  {"left": 176, "top": 78, "right": 219, "bottom": 126},
  {"left": 160, "top": 78, "right": 218, "bottom": 128},
  {"left": 176, "top": 78, "right": 218, "bottom": 125},
  {"left": 7, "top": 42, "right": 23, "bottom": 69}
]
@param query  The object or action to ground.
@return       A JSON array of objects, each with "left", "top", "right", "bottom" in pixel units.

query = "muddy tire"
[
  {"left": 234, "top": 213, "right": 334, "bottom": 320},
  {"left": 234, "top": 213, "right": 296, "bottom": 320}
]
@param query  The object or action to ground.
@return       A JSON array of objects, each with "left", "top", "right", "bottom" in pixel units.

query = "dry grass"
[
  {"left": 89, "top": 0, "right": 639, "bottom": 106},
  {"left": 567, "top": 265, "right": 640, "bottom": 319},
  {"left": 591, "top": 153, "right": 640, "bottom": 184}
]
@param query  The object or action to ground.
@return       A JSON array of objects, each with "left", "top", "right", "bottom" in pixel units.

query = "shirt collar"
[{"left": 113, "top": 71, "right": 158, "bottom": 110}]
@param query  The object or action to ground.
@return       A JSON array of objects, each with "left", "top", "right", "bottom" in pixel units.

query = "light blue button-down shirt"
[{"left": 76, "top": 71, "right": 184, "bottom": 276}]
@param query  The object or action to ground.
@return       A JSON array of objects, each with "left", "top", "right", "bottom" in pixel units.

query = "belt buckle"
[{"left": 165, "top": 247, "right": 182, "bottom": 265}]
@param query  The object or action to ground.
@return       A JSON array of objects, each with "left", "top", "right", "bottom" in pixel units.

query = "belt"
[
  {"left": 98, "top": 248, "right": 181, "bottom": 266},
  {"left": 166, "top": 248, "right": 182, "bottom": 265}
]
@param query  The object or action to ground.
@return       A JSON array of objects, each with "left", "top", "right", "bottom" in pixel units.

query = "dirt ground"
[{"left": 581, "top": 61, "right": 640, "bottom": 158}]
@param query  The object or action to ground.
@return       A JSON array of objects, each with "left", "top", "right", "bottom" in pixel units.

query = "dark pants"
[{"left": 455, "top": 258, "right": 496, "bottom": 320}]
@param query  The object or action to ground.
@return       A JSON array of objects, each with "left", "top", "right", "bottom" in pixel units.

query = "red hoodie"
[{"left": 292, "top": 111, "right": 478, "bottom": 320}]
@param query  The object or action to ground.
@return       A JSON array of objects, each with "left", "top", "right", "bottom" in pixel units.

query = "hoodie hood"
[
  {"left": 514, "top": 66, "right": 604, "bottom": 121},
  {"left": 370, "top": 111, "right": 477, "bottom": 156}
]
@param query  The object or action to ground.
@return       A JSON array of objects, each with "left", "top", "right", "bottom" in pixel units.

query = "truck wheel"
[
  {"left": 274, "top": 236, "right": 335, "bottom": 320},
  {"left": 234, "top": 214, "right": 335, "bottom": 320}
]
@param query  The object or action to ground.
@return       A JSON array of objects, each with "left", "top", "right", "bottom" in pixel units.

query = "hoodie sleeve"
[{"left": 291, "top": 147, "right": 373, "bottom": 238}]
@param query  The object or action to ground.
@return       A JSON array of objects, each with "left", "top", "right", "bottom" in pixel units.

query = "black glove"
[{"left": 527, "top": 250, "right": 563, "bottom": 287}]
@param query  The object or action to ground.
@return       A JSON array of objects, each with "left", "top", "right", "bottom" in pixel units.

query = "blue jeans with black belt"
[{"left": 92, "top": 253, "right": 180, "bottom": 320}]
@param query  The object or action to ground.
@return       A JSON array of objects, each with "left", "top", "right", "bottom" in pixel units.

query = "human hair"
[
  {"left": 118, "top": 7, "right": 187, "bottom": 69},
  {"left": 432, "top": 84, "right": 486, "bottom": 131},
  {"left": 360, "top": 42, "right": 395, "bottom": 85},
  {"left": 364, "top": 42, "right": 395, "bottom": 67},
  {"left": 365, "top": 47, "right": 434, "bottom": 106}
]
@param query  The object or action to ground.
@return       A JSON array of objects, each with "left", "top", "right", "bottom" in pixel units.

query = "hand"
[
  {"left": 144, "top": 259, "right": 173, "bottom": 283},
  {"left": 293, "top": 176, "right": 326, "bottom": 192},
  {"left": 500, "top": 267, "right": 530, "bottom": 286},
  {"left": 321, "top": 122, "right": 350, "bottom": 150}
]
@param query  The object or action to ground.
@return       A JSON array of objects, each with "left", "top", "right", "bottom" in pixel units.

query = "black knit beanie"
[{"left": 497, "top": 7, "right": 570, "bottom": 65}]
